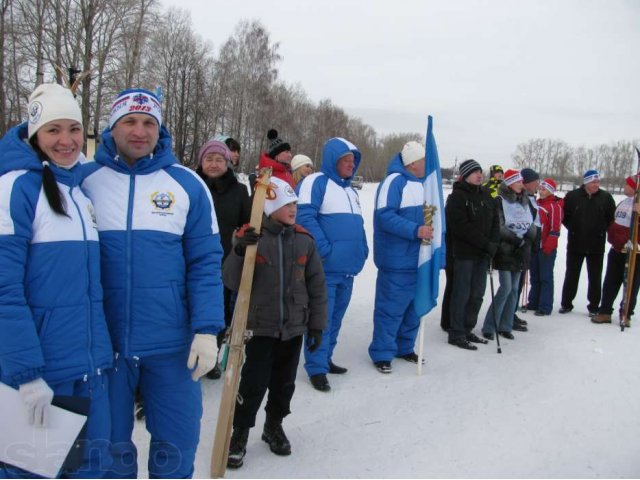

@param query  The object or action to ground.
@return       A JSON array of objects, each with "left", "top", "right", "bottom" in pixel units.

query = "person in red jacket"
[
  {"left": 258, "top": 129, "right": 295, "bottom": 188},
  {"left": 527, "top": 178, "right": 563, "bottom": 316},
  {"left": 593, "top": 175, "right": 640, "bottom": 326}
]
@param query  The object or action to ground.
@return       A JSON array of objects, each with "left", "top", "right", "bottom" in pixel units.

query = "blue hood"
[
  {"left": 320, "top": 137, "right": 361, "bottom": 187},
  {"left": 0, "top": 122, "right": 83, "bottom": 185},
  {"left": 386, "top": 152, "right": 426, "bottom": 182},
  {"left": 0, "top": 123, "right": 43, "bottom": 176},
  {"left": 94, "top": 124, "right": 178, "bottom": 174}
]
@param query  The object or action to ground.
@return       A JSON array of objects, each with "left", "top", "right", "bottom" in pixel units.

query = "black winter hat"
[
  {"left": 521, "top": 168, "right": 540, "bottom": 184},
  {"left": 267, "top": 129, "right": 291, "bottom": 159},
  {"left": 459, "top": 159, "right": 482, "bottom": 179}
]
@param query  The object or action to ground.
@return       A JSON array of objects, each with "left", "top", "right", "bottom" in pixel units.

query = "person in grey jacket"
[{"left": 222, "top": 177, "right": 327, "bottom": 469}]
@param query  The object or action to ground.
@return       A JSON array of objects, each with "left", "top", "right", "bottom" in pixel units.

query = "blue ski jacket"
[
  {"left": 374, "top": 153, "right": 426, "bottom": 271},
  {"left": 295, "top": 137, "right": 368, "bottom": 276},
  {"left": 0, "top": 123, "right": 113, "bottom": 387},
  {"left": 81, "top": 126, "right": 224, "bottom": 359}
]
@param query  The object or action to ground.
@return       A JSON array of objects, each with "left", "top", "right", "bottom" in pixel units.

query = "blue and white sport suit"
[
  {"left": 0, "top": 123, "right": 113, "bottom": 477},
  {"left": 82, "top": 125, "right": 224, "bottom": 479},
  {"left": 369, "top": 152, "right": 425, "bottom": 363},
  {"left": 296, "top": 137, "right": 368, "bottom": 377}
]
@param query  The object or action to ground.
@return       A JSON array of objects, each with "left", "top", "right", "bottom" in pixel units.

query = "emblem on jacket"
[
  {"left": 150, "top": 191, "right": 176, "bottom": 216},
  {"left": 87, "top": 204, "right": 98, "bottom": 229}
]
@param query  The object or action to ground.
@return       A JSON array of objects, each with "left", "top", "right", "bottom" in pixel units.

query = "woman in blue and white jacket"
[
  {"left": 0, "top": 83, "right": 113, "bottom": 477},
  {"left": 295, "top": 137, "right": 369, "bottom": 392}
]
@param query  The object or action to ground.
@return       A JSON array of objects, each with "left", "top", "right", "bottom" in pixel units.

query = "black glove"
[
  {"left": 306, "top": 329, "right": 323, "bottom": 353},
  {"left": 485, "top": 242, "right": 498, "bottom": 259},
  {"left": 234, "top": 226, "right": 259, "bottom": 256}
]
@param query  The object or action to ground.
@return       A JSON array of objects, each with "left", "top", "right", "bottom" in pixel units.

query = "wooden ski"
[
  {"left": 621, "top": 150, "right": 640, "bottom": 331},
  {"left": 210, "top": 168, "right": 272, "bottom": 477}
]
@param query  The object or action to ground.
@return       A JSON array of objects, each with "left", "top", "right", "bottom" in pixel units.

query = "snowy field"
[{"left": 135, "top": 183, "right": 640, "bottom": 478}]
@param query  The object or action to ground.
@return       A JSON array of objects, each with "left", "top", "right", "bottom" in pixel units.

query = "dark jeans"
[
  {"left": 449, "top": 258, "right": 489, "bottom": 341},
  {"left": 528, "top": 249, "right": 557, "bottom": 314},
  {"left": 440, "top": 258, "right": 454, "bottom": 330},
  {"left": 234, "top": 335, "right": 303, "bottom": 429},
  {"left": 217, "top": 286, "right": 238, "bottom": 348},
  {"left": 599, "top": 249, "right": 640, "bottom": 317},
  {"left": 561, "top": 250, "right": 604, "bottom": 312}
]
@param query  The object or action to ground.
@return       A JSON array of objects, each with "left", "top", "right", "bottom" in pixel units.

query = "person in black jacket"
[
  {"left": 196, "top": 139, "right": 251, "bottom": 378},
  {"left": 446, "top": 159, "right": 500, "bottom": 350},
  {"left": 560, "top": 169, "right": 616, "bottom": 316}
]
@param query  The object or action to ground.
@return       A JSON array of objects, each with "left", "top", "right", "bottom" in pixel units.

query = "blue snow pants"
[
  {"left": 368, "top": 270, "right": 420, "bottom": 363},
  {"left": 304, "top": 274, "right": 354, "bottom": 377},
  {"left": 107, "top": 352, "right": 201, "bottom": 479},
  {"left": 527, "top": 249, "right": 557, "bottom": 314},
  {"left": 0, "top": 374, "right": 111, "bottom": 479}
]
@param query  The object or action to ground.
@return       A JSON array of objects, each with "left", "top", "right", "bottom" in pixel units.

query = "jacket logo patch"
[
  {"left": 87, "top": 203, "right": 98, "bottom": 229},
  {"left": 150, "top": 191, "right": 175, "bottom": 216}
]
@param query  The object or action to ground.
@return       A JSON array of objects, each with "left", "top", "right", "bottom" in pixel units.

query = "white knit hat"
[
  {"left": 400, "top": 141, "right": 425, "bottom": 166},
  {"left": 291, "top": 154, "right": 313, "bottom": 171},
  {"left": 27, "top": 83, "right": 82, "bottom": 139},
  {"left": 109, "top": 88, "right": 162, "bottom": 128},
  {"left": 264, "top": 177, "right": 298, "bottom": 216}
]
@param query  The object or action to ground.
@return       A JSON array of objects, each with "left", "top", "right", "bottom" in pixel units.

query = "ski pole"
[{"left": 488, "top": 266, "right": 502, "bottom": 354}]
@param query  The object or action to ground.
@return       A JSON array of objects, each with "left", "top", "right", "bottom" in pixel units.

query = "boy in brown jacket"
[{"left": 222, "top": 176, "right": 327, "bottom": 469}]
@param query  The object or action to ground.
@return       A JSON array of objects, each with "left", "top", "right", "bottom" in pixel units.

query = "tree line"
[{"left": 1, "top": 0, "right": 636, "bottom": 184}]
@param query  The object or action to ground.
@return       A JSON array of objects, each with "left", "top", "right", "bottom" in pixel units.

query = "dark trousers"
[
  {"left": 440, "top": 258, "right": 454, "bottom": 331},
  {"left": 599, "top": 249, "right": 640, "bottom": 317},
  {"left": 528, "top": 250, "right": 557, "bottom": 314},
  {"left": 561, "top": 250, "right": 604, "bottom": 312},
  {"left": 234, "top": 335, "right": 303, "bottom": 429},
  {"left": 216, "top": 286, "right": 238, "bottom": 348},
  {"left": 449, "top": 258, "right": 489, "bottom": 341}
]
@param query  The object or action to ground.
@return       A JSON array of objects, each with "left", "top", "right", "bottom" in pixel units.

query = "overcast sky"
[{"left": 161, "top": 0, "right": 639, "bottom": 169}]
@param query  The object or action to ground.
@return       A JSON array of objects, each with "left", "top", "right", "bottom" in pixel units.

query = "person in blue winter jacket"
[
  {"left": 0, "top": 83, "right": 113, "bottom": 477},
  {"left": 368, "top": 141, "right": 434, "bottom": 374},
  {"left": 295, "top": 137, "right": 369, "bottom": 392},
  {"left": 81, "top": 89, "right": 225, "bottom": 478}
]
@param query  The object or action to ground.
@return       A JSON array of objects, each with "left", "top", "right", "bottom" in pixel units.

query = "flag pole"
[{"left": 417, "top": 316, "right": 426, "bottom": 375}]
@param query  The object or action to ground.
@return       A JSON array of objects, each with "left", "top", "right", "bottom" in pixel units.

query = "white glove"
[
  {"left": 187, "top": 333, "right": 218, "bottom": 381},
  {"left": 19, "top": 378, "right": 54, "bottom": 428}
]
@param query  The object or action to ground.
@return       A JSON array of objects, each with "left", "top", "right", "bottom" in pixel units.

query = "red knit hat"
[
  {"left": 540, "top": 178, "right": 557, "bottom": 194},
  {"left": 626, "top": 175, "right": 637, "bottom": 191},
  {"left": 503, "top": 169, "right": 523, "bottom": 186}
]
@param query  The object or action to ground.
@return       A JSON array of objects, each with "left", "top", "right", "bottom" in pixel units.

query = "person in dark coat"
[
  {"left": 446, "top": 159, "right": 499, "bottom": 350},
  {"left": 560, "top": 169, "right": 616, "bottom": 315},
  {"left": 222, "top": 177, "right": 327, "bottom": 469},
  {"left": 481, "top": 171, "right": 537, "bottom": 340},
  {"left": 196, "top": 139, "right": 251, "bottom": 379}
]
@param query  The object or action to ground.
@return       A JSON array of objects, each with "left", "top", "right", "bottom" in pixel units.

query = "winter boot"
[
  {"left": 262, "top": 416, "right": 291, "bottom": 456},
  {"left": 592, "top": 314, "right": 612, "bottom": 324},
  {"left": 227, "top": 427, "right": 250, "bottom": 469}
]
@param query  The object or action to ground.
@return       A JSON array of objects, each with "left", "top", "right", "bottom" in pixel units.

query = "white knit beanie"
[
  {"left": 291, "top": 154, "right": 313, "bottom": 171},
  {"left": 264, "top": 177, "right": 298, "bottom": 216},
  {"left": 400, "top": 141, "right": 425, "bottom": 166},
  {"left": 27, "top": 83, "right": 82, "bottom": 139}
]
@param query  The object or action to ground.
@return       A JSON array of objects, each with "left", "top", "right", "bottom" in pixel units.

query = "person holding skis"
[
  {"left": 527, "top": 178, "right": 563, "bottom": 316},
  {"left": 296, "top": 137, "right": 368, "bottom": 391},
  {"left": 446, "top": 159, "right": 499, "bottom": 350},
  {"left": 559, "top": 169, "right": 616, "bottom": 316},
  {"left": 82, "top": 88, "right": 225, "bottom": 478},
  {"left": 593, "top": 175, "right": 640, "bottom": 326},
  {"left": 223, "top": 177, "right": 327, "bottom": 469},
  {"left": 481, "top": 169, "right": 537, "bottom": 340},
  {"left": 0, "top": 83, "right": 113, "bottom": 477},
  {"left": 368, "top": 141, "right": 433, "bottom": 373}
]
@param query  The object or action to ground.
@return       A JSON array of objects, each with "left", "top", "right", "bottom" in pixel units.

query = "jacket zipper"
[{"left": 125, "top": 174, "right": 136, "bottom": 356}]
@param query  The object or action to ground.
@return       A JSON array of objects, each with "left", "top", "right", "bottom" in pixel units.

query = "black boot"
[
  {"left": 262, "top": 416, "right": 291, "bottom": 456},
  {"left": 227, "top": 427, "right": 250, "bottom": 469}
]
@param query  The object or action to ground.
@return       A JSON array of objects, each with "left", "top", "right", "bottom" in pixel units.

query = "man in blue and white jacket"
[
  {"left": 368, "top": 141, "right": 433, "bottom": 374},
  {"left": 82, "top": 89, "right": 225, "bottom": 478},
  {"left": 296, "top": 137, "right": 368, "bottom": 392}
]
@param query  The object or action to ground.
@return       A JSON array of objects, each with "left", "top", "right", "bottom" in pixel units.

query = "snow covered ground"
[{"left": 136, "top": 183, "right": 640, "bottom": 478}]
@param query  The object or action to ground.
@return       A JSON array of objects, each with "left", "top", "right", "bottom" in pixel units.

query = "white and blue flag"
[{"left": 414, "top": 115, "right": 446, "bottom": 317}]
